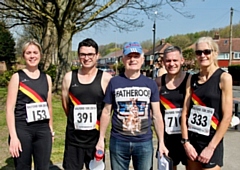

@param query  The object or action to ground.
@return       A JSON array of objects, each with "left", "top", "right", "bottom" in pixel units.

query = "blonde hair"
[
  {"left": 22, "top": 39, "right": 43, "bottom": 58},
  {"left": 195, "top": 37, "right": 219, "bottom": 67}
]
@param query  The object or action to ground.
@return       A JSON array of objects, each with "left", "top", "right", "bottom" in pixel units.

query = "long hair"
[{"left": 195, "top": 37, "right": 219, "bottom": 67}]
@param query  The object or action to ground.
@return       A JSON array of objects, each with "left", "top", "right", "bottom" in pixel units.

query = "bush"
[
  {"left": 117, "top": 61, "right": 125, "bottom": 74},
  {"left": 0, "top": 67, "right": 17, "bottom": 87},
  {"left": 44, "top": 64, "right": 57, "bottom": 83}
]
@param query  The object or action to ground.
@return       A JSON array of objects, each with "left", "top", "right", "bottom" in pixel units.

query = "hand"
[
  {"left": 96, "top": 138, "right": 105, "bottom": 152},
  {"left": 183, "top": 142, "right": 198, "bottom": 161},
  {"left": 9, "top": 137, "right": 22, "bottom": 158},
  {"left": 51, "top": 131, "right": 55, "bottom": 143},
  {"left": 159, "top": 142, "right": 169, "bottom": 157},
  {"left": 198, "top": 145, "right": 215, "bottom": 164}
]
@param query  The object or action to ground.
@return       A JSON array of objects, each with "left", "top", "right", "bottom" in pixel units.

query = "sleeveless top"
[
  {"left": 189, "top": 68, "right": 224, "bottom": 139},
  {"left": 15, "top": 70, "right": 49, "bottom": 126},
  {"left": 160, "top": 73, "right": 189, "bottom": 137},
  {"left": 66, "top": 69, "right": 105, "bottom": 148}
]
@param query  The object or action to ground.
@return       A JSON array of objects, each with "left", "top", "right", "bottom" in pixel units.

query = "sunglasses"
[{"left": 195, "top": 49, "right": 213, "bottom": 56}]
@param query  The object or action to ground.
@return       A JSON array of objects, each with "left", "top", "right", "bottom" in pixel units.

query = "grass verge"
[{"left": 0, "top": 88, "right": 111, "bottom": 169}]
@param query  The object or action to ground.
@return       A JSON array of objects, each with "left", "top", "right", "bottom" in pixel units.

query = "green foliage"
[
  {"left": 71, "top": 65, "right": 80, "bottom": 71},
  {"left": 44, "top": 64, "right": 57, "bottom": 83},
  {"left": 0, "top": 22, "right": 16, "bottom": 69},
  {"left": 117, "top": 61, "right": 125, "bottom": 74},
  {"left": 0, "top": 89, "right": 112, "bottom": 168},
  {"left": 99, "top": 43, "right": 123, "bottom": 57},
  {"left": 0, "top": 67, "right": 17, "bottom": 87},
  {"left": 166, "top": 23, "right": 240, "bottom": 50},
  {"left": 165, "top": 34, "right": 192, "bottom": 49}
]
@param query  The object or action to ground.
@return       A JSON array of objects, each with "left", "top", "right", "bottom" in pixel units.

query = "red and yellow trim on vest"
[
  {"left": 19, "top": 82, "right": 44, "bottom": 103},
  {"left": 69, "top": 92, "right": 100, "bottom": 130},
  {"left": 160, "top": 96, "right": 177, "bottom": 109},
  {"left": 191, "top": 91, "right": 219, "bottom": 130}
]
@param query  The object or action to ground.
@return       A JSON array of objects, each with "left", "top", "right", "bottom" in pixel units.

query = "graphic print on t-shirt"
[{"left": 115, "top": 86, "right": 150, "bottom": 135}]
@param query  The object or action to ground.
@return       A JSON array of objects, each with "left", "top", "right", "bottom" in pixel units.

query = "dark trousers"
[{"left": 11, "top": 124, "right": 52, "bottom": 170}]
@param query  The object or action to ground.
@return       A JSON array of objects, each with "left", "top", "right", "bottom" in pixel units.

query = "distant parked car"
[
  {"left": 106, "top": 69, "right": 116, "bottom": 76},
  {"left": 187, "top": 69, "right": 198, "bottom": 75},
  {"left": 97, "top": 65, "right": 110, "bottom": 72},
  {"left": 97, "top": 65, "right": 116, "bottom": 76}
]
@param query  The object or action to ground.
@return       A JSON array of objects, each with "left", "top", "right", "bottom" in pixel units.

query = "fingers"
[
  {"left": 10, "top": 147, "right": 21, "bottom": 158},
  {"left": 198, "top": 156, "right": 209, "bottom": 164},
  {"left": 188, "top": 153, "right": 198, "bottom": 161},
  {"left": 9, "top": 140, "right": 22, "bottom": 158},
  {"left": 96, "top": 140, "right": 105, "bottom": 152}
]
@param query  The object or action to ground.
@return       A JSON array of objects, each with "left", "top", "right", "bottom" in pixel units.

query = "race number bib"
[
  {"left": 164, "top": 108, "right": 182, "bottom": 134},
  {"left": 73, "top": 104, "right": 97, "bottom": 130},
  {"left": 26, "top": 102, "right": 50, "bottom": 123},
  {"left": 188, "top": 105, "right": 214, "bottom": 136}
]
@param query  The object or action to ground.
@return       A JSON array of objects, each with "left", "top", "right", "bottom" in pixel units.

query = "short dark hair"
[
  {"left": 163, "top": 46, "right": 182, "bottom": 57},
  {"left": 77, "top": 38, "right": 98, "bottom": 54}
]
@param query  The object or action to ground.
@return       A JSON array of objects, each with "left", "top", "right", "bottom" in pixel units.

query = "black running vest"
[
  {"left": 160, "top": 73, "right": 189, "bottom": 117},
  {"left": 159, "top": 73, "right": 189, "bottom": 137},
  {"left": 66, "top": 69, "right": 105, "bottom": 148},
  {"left": 190, "top": 68, "right": 224, "bottom": 137},
  {"left": 15, "top": 70, "right": 49, "bottom": 125}
]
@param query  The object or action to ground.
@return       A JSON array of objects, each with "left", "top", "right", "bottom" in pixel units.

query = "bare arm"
[
  {"left": 209, "top": 72, "right": 232, "bottom": 148},
  {"left": 151, "top": 102, "right": 168, "bottom": 156},
  {"left": 181, "top": 75, "right": 191, "bottom": 140},
  {"left": 101, "top": 72, "right": 112, "bottom": 93},
  {"left": 198, "top": 72, "right": 232, "bottom": 164},
  {"left": 46, "top": 74, "right": 53, "bottom": 133},
  {"left": 181, "top": 75, "right": 198, "bottom": 161},
  {"left": 158, "top": 67, "right": 167, "bottom": 77},
  {"left": 6, "top": 73, "right": 22, "bottom": 157},
  {"left": 155, "top": 76, "right": 162, "bottom": 91},
  {"left": 61, "top": 72, "right": 71, "bottom": 116},
  {"left": 96, "top": 103, "right": 112, "bottom": 151}
]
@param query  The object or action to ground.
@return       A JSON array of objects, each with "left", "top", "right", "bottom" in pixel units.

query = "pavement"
[
  {"left": 48, "top": 86, "right": 240, "bottom": 170},
  {"left": 49, "top": 127, "right": 240, "bottom": 170}
]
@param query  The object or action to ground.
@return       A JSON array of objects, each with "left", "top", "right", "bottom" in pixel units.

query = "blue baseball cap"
[{"left": 123, "top": 42, "right": 142, "bottom": 56}]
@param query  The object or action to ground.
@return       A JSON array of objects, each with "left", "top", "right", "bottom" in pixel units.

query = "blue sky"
[{"left": 72, "top": 0, "right": 240, "bottom": 50}]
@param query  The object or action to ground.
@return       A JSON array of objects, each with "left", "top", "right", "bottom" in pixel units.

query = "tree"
[
  {"left": 166, "top": 34, "right": 192, "bottom": 49},
  {"left": 182, "top": 48, "right": 198, "bottom": 70},
  {"left": 0, "top": 0, "right": 192, "bottom": 91},
  {"left": 0, "top": 22, "right": 16, "bottom": 69}
]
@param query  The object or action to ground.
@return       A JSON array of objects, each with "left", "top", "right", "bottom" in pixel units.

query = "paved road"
[{"left": 49, "top": 126, "right": 240, "bottom": 170}]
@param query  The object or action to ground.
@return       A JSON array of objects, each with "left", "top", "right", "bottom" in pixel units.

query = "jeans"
[{"left": 110, "top": 136, "right": 153, "bottom": 170}]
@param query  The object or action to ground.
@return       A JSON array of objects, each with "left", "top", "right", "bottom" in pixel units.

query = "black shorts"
[
  {"left": 156, "top": 134, "right": 188, "bottom": 166},
  {"left": 63, "top": 144, "right": 96, "bottom": 170},
  {"left": 165, "top": 134, "right": 188, "bottom": 166},
  {"left": 190, "top": 133, "right": 223, "bottom": 168}
]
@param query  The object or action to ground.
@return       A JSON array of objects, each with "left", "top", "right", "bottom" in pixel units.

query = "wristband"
[{"left": 181, "top": 138, "right": 189, "bottom": 144}]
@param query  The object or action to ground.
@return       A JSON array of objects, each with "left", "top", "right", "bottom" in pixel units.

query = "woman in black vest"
[
  {"left": 6, "top": 39, "right": 53, "bottom": 170},
  {"left": 181, "top": 37, "right": 232, "bottom": 170}
]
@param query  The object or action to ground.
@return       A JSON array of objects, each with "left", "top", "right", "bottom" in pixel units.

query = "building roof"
[
  {"left": 144, "top": 42, "right": 172, "bottom": 56},
  {"left": 101, "top": 50, "right": 123, "bottom": 59},
  {"left": 186, "top": 37, "right": 240, "bottom": 53},
  {"left": 216, "top": 38, "right": 240, "bottom": 53}
]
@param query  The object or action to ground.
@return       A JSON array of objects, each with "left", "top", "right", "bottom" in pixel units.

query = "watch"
[{"left": 181, "top": 138, "right": 189, "bottom": 144}]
